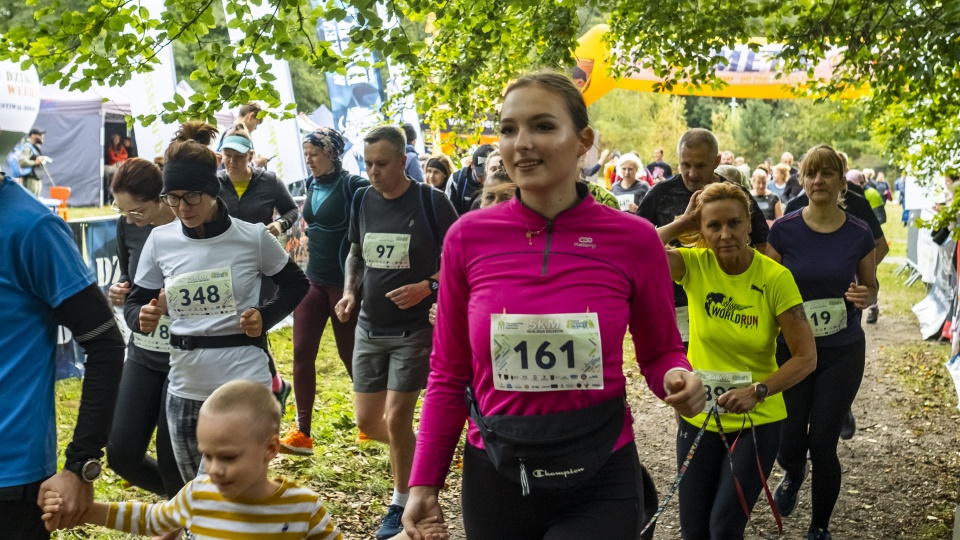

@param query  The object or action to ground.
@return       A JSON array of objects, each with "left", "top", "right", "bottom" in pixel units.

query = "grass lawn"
[
  {"left": 67, "top": 206, "right": 116, "bottom": 220},
  {"left": 881, "top": 200, "right": 908, "bottom": 260}
]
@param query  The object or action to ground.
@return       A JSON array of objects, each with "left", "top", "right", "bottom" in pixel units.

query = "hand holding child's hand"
[
  {"left": 38, "top": 471, "right": 93, "bottom": 532},
  {"left": 392, "top": 515, "right": 448, "bottom": 540},
  {"left": 40, "top": 490, "right": 63, "bottom": 528},
  {"left": 417, "top": 516, "right": 448, "bottom": 540}
]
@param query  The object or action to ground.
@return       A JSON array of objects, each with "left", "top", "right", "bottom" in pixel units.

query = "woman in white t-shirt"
[{"left": 126, "top": 121, "right": 308, "bottom": 482}]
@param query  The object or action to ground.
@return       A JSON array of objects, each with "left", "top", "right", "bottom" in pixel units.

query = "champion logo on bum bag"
[
  {"left": 465, "top": 386, "right": 624, "bottom": 496},
  {"left": 532, "top": 467, "right": 586, "bottom": 479}
]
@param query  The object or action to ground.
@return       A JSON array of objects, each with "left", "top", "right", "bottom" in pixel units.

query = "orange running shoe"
[
  {"left": 279, "top": 429, "right": 313, "bottom": 455},
  {"left": 355, "top": 430, "right": 372, "bottom": 443}
]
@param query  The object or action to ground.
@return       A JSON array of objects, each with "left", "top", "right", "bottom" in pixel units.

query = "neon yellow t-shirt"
[
  {"left": 678, "top": 247, "right": 803, "bottom": 432},
  {"left": 233, "top": 180, "right": 250, "bottom": 198}
]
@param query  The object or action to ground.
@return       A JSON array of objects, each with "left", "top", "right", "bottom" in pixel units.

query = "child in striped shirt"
[{"left": 40, "top": 379, "right": 447, "bottom": 539}]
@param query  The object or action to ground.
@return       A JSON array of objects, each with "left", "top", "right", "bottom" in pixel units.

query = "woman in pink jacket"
[{"left": 401, "top": 72, "right": 706, "bottom": 540}]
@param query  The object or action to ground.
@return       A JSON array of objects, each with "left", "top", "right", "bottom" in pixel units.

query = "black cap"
[
  {"left": 28, "top": 128, "right": 45, "bottom": 136},
  {"left": 472, "top": 144, "right": 495, "bottom": 178}
]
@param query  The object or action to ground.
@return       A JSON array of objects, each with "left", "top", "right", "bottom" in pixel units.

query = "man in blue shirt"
[
  {"left": 401, "top": 123, "right": 425, "bottom": 183},
  {"left": 0, "top": 170, "right": 124, "bottom": 538}
]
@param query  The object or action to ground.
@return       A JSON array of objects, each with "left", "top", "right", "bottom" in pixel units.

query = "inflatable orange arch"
[{"left": 573, "top": 25, "right": 866, "bottom": 106}]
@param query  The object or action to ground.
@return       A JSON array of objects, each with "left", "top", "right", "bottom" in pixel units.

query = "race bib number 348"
[
  {"left": 165, "top": 267, "right": 237, "bottom": 318},
  {"left": 491, "top": 313, "right": 603, "bottom": 392}
]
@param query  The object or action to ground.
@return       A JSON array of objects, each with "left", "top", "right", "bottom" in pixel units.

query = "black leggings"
[
  {"left": 677, "top": 420, "right": 782, "bottom": 540},
  {"left": 776, "top": 339, "right": 865, "bottom": 530},
  {"left": 461, "top": 441, "right": 644, "bottom": 539},
  {"left": 676, "top": 419, "right": 781, "bottom": 540},
  {"left": 106, "top": 360, "right": 184, "bottom": 499},
  {"left": 0, "top": 478, "right": 49, "bottom": 540}
]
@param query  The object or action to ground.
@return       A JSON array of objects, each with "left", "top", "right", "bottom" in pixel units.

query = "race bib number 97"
[
  {"left": 695, "top": 369, "right": 752, "bottom": 414},
  {"left": 133, "top": 315, "right": 172, "bottom": 353},
  {"left": 491, "top": 313, "right": 603, "bottom": 392},
  {"left": 363, "top": 233, "right": 411, "bottom": 269},
  {"left": 165, "top": 267, "right": 237, "bottom": 318},
  {"left": 802, "top": 298, "right": 847, "bottom": 337}
]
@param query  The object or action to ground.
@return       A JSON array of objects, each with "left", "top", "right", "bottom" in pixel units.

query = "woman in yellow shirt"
[{"left": 657, "top": 181, "right": 817, "bottom": 539}]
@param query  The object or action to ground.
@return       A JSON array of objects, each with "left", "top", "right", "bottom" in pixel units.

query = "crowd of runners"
[{"left": 1, "top": 70, "right": 892, "bottom": 540}]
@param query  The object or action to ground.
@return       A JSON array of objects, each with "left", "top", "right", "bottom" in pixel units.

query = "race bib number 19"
[
  {"left": 133, "top": 315, "right": 172, "bottom": 353},
  {"left": 491, "top": 313, "right": 603, "bottom": 392},
  {"left": 803, "top": 298, "right": 847, "bottom": 337},
  {"left": 165, "top": 267, "right": 236, "bottom": 318},
  {"left": 363, "top": 233, "right": 411, "bottom": 269}
]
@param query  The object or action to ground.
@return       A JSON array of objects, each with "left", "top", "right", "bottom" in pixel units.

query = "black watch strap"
[
  {"left": 754, "top": 383, "right": 769, "bottom": 403},
  {"left": 427, "top": 278, "right": 439, "bottom": 293},
  {"left": 65, "top": 459, "right": 102, "bottom": 483}
]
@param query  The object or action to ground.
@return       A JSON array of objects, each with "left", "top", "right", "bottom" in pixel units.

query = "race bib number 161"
[{"left": 491, "top": 313, "right": 603, "bottom": 392}]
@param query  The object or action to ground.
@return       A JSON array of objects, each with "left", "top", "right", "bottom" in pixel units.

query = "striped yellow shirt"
[{"left": 105, "top": 476, "right": 341, "bottom": 539}]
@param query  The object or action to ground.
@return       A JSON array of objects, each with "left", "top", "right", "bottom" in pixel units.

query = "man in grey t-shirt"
[{"left": 336, "top": 125, "right": 457, "bottom": 540}]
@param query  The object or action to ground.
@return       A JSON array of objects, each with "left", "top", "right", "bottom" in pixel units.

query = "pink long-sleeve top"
[{"left": 409, "top": 188, "right": 691, "bottom": 488}]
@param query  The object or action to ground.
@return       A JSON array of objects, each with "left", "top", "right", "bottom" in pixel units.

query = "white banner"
[
  {"left": 223, "top": 1, "right": 306, "bottom": 184},
  {"left": 127, "top": 0, "right": 180, "bottom": 161},
  {"left": 0, "top": 60, "right": 40, "bottom": 154}
]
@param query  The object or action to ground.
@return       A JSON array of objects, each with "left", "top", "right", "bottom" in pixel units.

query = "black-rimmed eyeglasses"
[{"left": 160, "top": 191, "right": 205, "bottom": 207}]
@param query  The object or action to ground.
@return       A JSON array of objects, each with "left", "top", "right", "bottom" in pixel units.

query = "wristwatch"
[
  {"left": 65, "top": 459, "right": 102, "bottom": 483},
  {"left": 426, "top": 278, "right": 439, "bottom": 293},
  {"left": 754, "top": 382, "right": 769, "bottom": 403}
]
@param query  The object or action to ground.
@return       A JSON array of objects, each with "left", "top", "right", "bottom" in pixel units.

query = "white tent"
[{"left": 32, "top": 83, "right": 234, "bottom": 206}]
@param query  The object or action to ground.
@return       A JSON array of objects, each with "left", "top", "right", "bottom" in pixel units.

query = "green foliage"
[
  {"left": 775, "top": 98, "right": 884, "bottom": 165},
  {"left": 606, "top": 0, "right": 960, "bottom": 177},
  {"left": 683, "top": 96, "right": 725, "bottom": 130},
  {"left": 588, "top": 88, "right": 687, "bottom": 163},
  {"left": 710, "top": 107, "right": 736, "bottom": 156},
  {"left": 732, "top": 99, "right": 776, "bottom": 166},
  {"left": 0, "top": 0, "right": 952, "bottom": 182}
]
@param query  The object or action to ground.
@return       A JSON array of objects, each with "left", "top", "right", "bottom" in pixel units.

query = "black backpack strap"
[
  {"left": 418, "top": 183, "right": 441, "bottom": 254},
  {"left": 457, "top": 169, "right": 471, "bottom": 214},
  {"left": 350, "top": 185, "right": 370, "bottom": 231}
]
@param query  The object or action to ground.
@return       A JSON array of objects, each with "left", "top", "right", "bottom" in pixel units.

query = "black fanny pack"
[
  {"left": 465, "top": 386, "right": 625, "bottom": 496},
  {"left": 169, "top": 333, "right": 266, "bottom": 351}
]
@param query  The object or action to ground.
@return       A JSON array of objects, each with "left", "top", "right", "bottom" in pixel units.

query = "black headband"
[
  {"left": 161, "top": 158, "right": 220, "bottom": 197},
  {"left": 425, "top": 158, "right": 450, "bottom": 177}
]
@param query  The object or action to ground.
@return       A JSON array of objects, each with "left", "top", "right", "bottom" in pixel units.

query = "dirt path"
[{"left": 434, "top": 313, "right": 960, "bottom": 539}]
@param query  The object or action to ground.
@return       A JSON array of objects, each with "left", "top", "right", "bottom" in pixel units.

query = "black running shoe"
[
  {"left": 275, "top": 379, "right": 292, "bottom": 413},
  {"left": 808, "top": 527, "right": 833, "bottom": 540},
  {"left": 840, "top": 408, "right": 856, "bottom": 440},
  {"left": 774, "top": 461, "right": 808, "bottom": 517}
]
